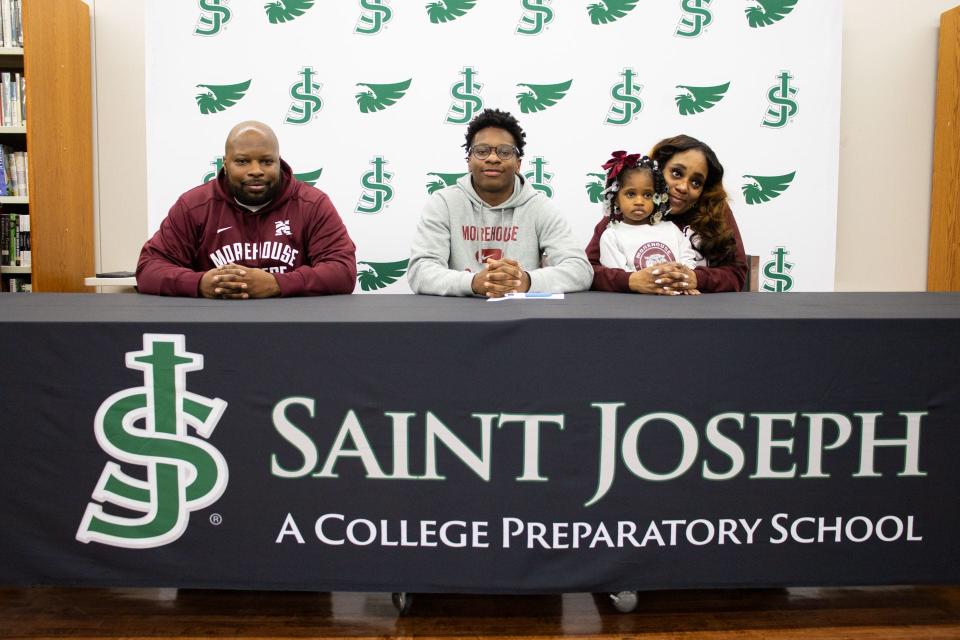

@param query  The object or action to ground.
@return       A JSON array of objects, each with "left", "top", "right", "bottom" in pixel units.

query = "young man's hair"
[{"left": 462, "top": 108, "right": 527, "bottom": 157}]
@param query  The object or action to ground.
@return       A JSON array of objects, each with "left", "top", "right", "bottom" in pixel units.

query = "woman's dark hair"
[
  {"left": 651, "top": 135, "right": 735, "bottom": 265},
  {"left": 462, "top": 108, "right": 526, "bottom": 157}
]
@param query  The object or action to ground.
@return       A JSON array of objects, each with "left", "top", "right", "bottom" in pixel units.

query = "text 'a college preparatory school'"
[{"left": 275, "top": 513, "right": 923, "bottom": 550}]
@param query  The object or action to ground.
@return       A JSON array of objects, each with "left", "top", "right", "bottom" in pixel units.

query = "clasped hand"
[
  {"left": 200, "top": 263, "right": 281, "bottom": 299},
  {"left": 471, "top": 258, "right": 531, "bottom": 298},
  {"left": 628, "top": 262, "right": 700, "bottom": 296}
]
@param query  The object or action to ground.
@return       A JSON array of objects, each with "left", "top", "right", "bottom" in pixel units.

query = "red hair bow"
[{"left": 602, "top": 150, "right": 641, "bottom": 181}]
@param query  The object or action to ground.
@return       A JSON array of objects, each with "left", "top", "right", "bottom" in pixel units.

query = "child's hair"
[{"left": 601, "top": 151, "right": 669, "bottom": 224}]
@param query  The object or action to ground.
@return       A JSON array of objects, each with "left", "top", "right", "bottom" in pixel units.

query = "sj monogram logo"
[
  {"left": 517, "top": 0, "right": 554, "bottom": 35},
  {"left": 762, "top": 71, "right": 798, "bottom": 128},
  {"left": 606, "top": 68, "right": 642, "bottom": 126},
  {"left": 194, "top": 0, "right": 231, "bottom": 37},
  {"left": 202, "top": 156, "right": 224, "bottom": 184},
  {"left": 676, "top": 0, "right": 712, "bottom": 38},
  {"left": 356, "top": 156, "right": 395, "bottom": 214},
  {"left": 355, "top": 0, "right": 393, "bottom": 34},
  {"left": 762, "top": 247, "right": 795, "bottom": 292},
  {"left": 77, "top": 335, "right": 228, "bottom": 548},
  {"left": 286, "top": 66, "right": 323, "bottom": 125},
  {"left": 446, "top": 66, "right": 483, "bottom": 125},
  {"left": 524, "top": 157, "right": 554, "bottom": 198}
]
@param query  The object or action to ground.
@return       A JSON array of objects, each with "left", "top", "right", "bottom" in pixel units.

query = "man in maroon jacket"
[{"left": 137, "top": 121, "right": 356, "bottom": 298}]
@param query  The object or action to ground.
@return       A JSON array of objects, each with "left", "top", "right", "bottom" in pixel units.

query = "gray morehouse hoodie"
[{"left": 407, "top": 174, "right": 593, "bottom": 296}]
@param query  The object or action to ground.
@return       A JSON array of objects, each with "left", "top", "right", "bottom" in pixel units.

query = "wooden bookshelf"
[
  {"left": 928, "top": 6, "right": 960, "bottom": 290},
  {"left": 18, "top": 0, "right": 93, "bottom": 292}
]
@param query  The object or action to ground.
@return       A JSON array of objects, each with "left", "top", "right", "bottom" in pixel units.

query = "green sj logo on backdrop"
[
  {"left": 427, "top": 0, "right": 477, "bottom": 24},
  {"left": 357, "top": 259, "right": 409, "bottom": 291},
  {"left": 356, "top": 157, "right": 394, "bottom": 214},
  {"left": 76, "top": 334, "right": 228, "bottom": 549},
  {"left": 195, "top": 80, "right": 251, "bottom": 115},
  {"left": 355, "top": 79, "right": 412, "bottom": 113},
  {"left": 745, "top": 0, "right": 797, "bottom": 28},
  {"left": 587, "top": 0, "right": 638, "bottom": 25},
  {"left": 265, "top": 0, "right": 315, "bottom": 24},
  {"left": 517, "top": 0, "right": 554, "bottom": 35},
  {"left": 426, "top": 172, "right": 466, "bottom": 194},
  {"left": 606, "top": 68, "right": 642, "bottom": 125},
  {"left": 355, "top": 0, "right": 393, "bottom": 35},
  {"left": 762, "top": 247, "right": 795, "bottom": 292},
  {"left": 524, "top": 157, "right": 554, "bottom": 198},
  {"left": 742, "top": 171, "right": 796, "bottom": 205},
  {"left": 517, "top": 80, "right": 572, "bottom": 114},
  {"left": 762, "top": 71, "right": 798, "bottom": 128},
  {"left": 676, "top": 0, "right": 712, "bottom": 38},
  {"left": 194, "top": 0, "right": 231, "bottom": 36},
  {"left": 675, "top": 82, "right": 730, "bottom": 116},
  {"left": 585, "top": 173, "right": 606, "bottom": 203},
  {"left": 202, "top": 157, "right": 225, "bottom": 183},
  {"left": 446, "top": 66, "right": 483, "bottom": 125},
  {"left": 286, "top": 67, "right": 323, "bottom": 125}
]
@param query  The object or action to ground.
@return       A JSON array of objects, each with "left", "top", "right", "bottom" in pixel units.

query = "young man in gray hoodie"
[{"left": 407, "top": 108, "right": 592, "bottom": 297}]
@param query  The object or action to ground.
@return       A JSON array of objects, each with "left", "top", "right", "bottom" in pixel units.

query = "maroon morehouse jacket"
[
  {"left": 585, "top": 202, "right": 748, "bottom": 293},
  {"left": 137, "top": 161, "right": 357, "bottom": 297}
]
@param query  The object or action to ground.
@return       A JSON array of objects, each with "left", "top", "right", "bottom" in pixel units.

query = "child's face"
[{"left": 616, "top": 169, "right": 655, "bottom": 224}]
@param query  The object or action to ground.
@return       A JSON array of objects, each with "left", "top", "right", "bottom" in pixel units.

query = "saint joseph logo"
[
  {"left": 265, "top": 0, "right": 315, "bottom": 24},
  {"left": 606, "top": 68, "right": 642, "bottom": 125},
  {"left": 676, "top": 0, "right": 712, "bottom": 38},
  {"left": 588, "top": 0, "right": 638, "bottom": 25},
  {"left": 427, "top": 0, "right": 477, "bottom": 24},
  {"left": 195, "top": 0, "right": 231, "bottom": 36},
  {"left": 356, "top": 156, "right": 395, "bottom": 214},
  {"left": 446, "top": 66, "right": 483, "bottom": 125},
  {"left": 517, "top": 0, "right": 554, "bottom": 35},
  {"left": 762, "top": 71, "right": 798, "bottom": 128},
  {"left": 195, "top": 80, "right": 251, "bottom": 115},
  {"left": 77, "top": 335, "right": 228, "bottom": 549},
  {"left": 762, "top": 247, "right": 795, "bottom": 292},
  {"left": 524, "top": 157, "right": 554, "bottom": 198},
  {"left": 286, "top": 67, "right": 323, "bottom": 125},
  {"left": 355, "top": 0, "right": 393, "bottom": 34}
]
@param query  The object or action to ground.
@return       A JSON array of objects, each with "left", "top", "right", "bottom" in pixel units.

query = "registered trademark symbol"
[{"left": 209, "top": 513, "right": 223, "bottom": 526}]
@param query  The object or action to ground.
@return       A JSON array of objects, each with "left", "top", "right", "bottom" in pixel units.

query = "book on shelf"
[
  {"left": 0, "top": 0, "right": 22, "bottom": 49},
  {"left": 0, "top": 210, "right": 28, "bottom": 267},
  {"left": 0, "top": 71, "right": 23, "bottom": 128},
  {"left": 0, "top": 145, "right": 26, "bottom": 196}
]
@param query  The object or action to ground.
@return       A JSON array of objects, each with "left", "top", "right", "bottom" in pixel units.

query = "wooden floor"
[{"left": 2, "top": 585, "right": 959, "bottom": 639}]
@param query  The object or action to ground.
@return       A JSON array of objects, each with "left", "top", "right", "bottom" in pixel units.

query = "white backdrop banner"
[{"left": 145, "top": 0, "right": 842, "bottom": 293}]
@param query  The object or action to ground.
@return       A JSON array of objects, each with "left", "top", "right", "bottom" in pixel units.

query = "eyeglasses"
[{"left": 469, "top": 144, "right": 519, "bottom": 161}]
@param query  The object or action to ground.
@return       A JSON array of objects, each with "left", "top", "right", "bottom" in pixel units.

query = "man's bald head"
[
  {"left": 223, "top": 121, "right": 282, "bottom": 206},
  {"left": 225, "top": 120, "right": 279, "bottom": 157}
]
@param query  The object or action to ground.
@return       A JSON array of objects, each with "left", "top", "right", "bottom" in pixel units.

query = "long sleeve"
[
  {"left": 586, "top": 216, "right": 632, "bottom": 292},
  {"left": 273, "top": 196, "right": 356, "bottom": 296},
  {"left": 526, "top": 201, "right": 593, "bottom": 293},
  {"left": 136, "top": 200, "right": 205, "bottom": 297},
  {"left": 407, "top": 195, "right": 476, "bottom": 296},
  {"left": 598, "top": 227, "right": 628, "bottom": 270}
]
